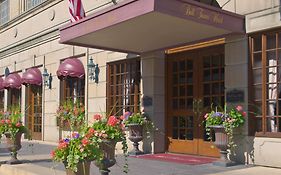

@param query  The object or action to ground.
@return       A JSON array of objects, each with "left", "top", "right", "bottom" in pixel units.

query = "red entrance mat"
[{"left": 131, "top": 153, "right": 218, "bottom": 165}]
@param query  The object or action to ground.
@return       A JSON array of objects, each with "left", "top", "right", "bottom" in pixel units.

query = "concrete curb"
[{"left": 0, "top": 163, "right": 65, "bottom": 175}]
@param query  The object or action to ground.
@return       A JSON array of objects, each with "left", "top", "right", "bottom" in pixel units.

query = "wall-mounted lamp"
[
  {"left": 42, "top": 68, "right": 52, "bottom": 89},
  {"left": 4, "top": 67, "right": 10, "bottom": 77},
  {"left": 87, "top": 57, "right": 100, "bottom": 83}
]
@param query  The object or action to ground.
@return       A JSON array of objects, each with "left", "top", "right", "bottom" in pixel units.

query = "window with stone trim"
[
  {"left": 0, "top": 0, "right": 9, "bottom": 25},
  {"left": 26, "top": 0, "right": 46, "bottom": 10},
  {"left": 107, "top": 58, "right": 141, "bottom": 116},
  {"left": 60, "top": 77, "right": 85, "bottom": 105},
  {"left": 250, "top": 31, "right": 281, "bottom": 135}
]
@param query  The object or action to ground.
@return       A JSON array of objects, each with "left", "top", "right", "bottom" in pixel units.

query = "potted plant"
[
  {"left": 204, "top": 105, "right": 246, "bottom": 166},
  {"left": 123, "top": 112, "right": 149, "bottom": 155},
  {"left": 51, "top": 131, "right": 102, "bottom": 175},
  {"left": 89, "top": 114, "right": 128, "bottom": 175},
  {"left": 0, "top": 106, "right": 29, "bottom": 164},
  {"left": 56, "top": 101, "right": 85, "bottom": 131}
]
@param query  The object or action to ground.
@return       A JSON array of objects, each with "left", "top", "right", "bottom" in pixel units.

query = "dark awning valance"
[
  {"left": 3, "top": 73, "right": 22, "bottom": 89},
  {"left": 59, "top": 0, "right": 245, "bottom": 54},
  {"left": 22, "top": 68, "right": 42, "bottom": 86},
  {"left": 0, "top": 77, "right": 4, "bottom": 91},
  {"left": 57, "top": 58, "right": 85, "bottom": 79}
]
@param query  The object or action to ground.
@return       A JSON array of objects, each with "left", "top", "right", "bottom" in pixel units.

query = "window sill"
[{"left": 255, "top": 132, "right": 281, "bottom": 138}]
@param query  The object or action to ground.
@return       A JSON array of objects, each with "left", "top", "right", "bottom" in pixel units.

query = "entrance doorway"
[
  {"left": 26, "top": 85, "right": 42, "bottom": 140},
  {"left": 166, "top": 45, "right": 224, "bottom": 157}
]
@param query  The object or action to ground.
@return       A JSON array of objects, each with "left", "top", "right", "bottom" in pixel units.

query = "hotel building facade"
[{"left": 0, "top": 0, "right": 281, "bottom": 168}]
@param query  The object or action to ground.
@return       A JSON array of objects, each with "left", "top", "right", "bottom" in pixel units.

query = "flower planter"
[
  {"left": 210, "top": 125, "right": 236, "bottom": 167},
  {"left": 95, "top": 140, "right": 117, "bottom": 175},
  {"left": 5, "top": 132, "right": 23, "bottom": 164},
  {"left": 127, "top": 123, "right": 143, "bottom": 155},
  {"left": 65, "top": 161, "right": 91, "bottom": 175}
]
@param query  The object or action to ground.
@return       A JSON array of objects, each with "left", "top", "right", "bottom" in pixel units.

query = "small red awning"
[
  {"left": 3, "top": 73, "right": 22, "bottom": 89},
  {"left": 0, "top": 77, "right": 4, "bottom": 91},
  {"left": 57, "top": 58, "right": 85, "bottom": 79},
  {"left": 22, "top": 68, "right": 42, "bottom": 86}
]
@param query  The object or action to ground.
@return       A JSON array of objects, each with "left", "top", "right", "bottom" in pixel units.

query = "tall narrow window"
[
  {"left": 60, "top": 78, "right": 85, "bottom": 104},
  {"left": 107, "top": 58, "right": 141, "bottom": 116},
  {"left": 0, "top": 0, "right": 9, "bottom": 25},
  {"left": 8, "top": 89, "right": 21, "bottom": 108},
  {"left": 26, "top": 0, "right": 46, "bottom": 10},
  {"left": 250, "top": 31, "right": 281, "bottom": 135}
]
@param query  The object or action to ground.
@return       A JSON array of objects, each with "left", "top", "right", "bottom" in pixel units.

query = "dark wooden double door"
[{"left": 167, "top": 46, "right": 225, "bottom": 157}]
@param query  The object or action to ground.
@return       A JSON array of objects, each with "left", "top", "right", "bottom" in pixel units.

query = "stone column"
[
  {"left": 225, "top": 35, "right": 251, "bottom": 163},
  {"left": 140, "top": 51, "right": 165, "bottom": 153}
]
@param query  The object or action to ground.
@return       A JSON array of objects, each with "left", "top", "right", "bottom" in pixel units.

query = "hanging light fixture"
[{"left": 42, "top": 68, "right": 52, "bottom": 89}]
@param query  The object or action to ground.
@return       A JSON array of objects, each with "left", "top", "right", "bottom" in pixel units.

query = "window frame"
[
  {"left": 25, "top": 0, "right": 46, "bottom": 11},
  {"left": 106, "top": 58, "right": 141, "bottom": 116},
  {"left": 249, "top": 29, "right": 281, "bottom": 137},
  {"left": 60, "top": 77, "right": 85, "bottom": 105}
]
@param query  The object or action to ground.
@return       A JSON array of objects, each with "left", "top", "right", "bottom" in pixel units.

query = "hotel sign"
[{"left": 183, "top": 4, "right": 224, "bottom": 24}]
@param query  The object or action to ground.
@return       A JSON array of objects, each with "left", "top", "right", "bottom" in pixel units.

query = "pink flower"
[
  {"left": 5, "top": 119, "right": 11, "bottom": 124},
  {"left": 16, "top": 122, "right": 22, "bottom": 127},
  {"left": 204, "top": 113, "right": 209, "bottom": 119},
  {"left": 236, "top": 105, "right": 243, "bottom": 112},
  {"left": 107, "top": 116, "right": 119, "bottom": 126},
  {"left": 1, "top": 120, "right": 5, "bottom": 124},
  {"left": 88, "top": 128, "right": 95, "bottom": 134},
  {"left": 242, "top": 111, "right": 246, "bottom": 117},
  {"left": 93, "top": 114, "right": 102, "bottom": 121},
  {"left": 120, "top": 115, "right": 125, "bottom": 120}
]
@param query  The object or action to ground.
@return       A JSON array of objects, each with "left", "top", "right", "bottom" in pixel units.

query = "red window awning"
[
  {"left": 22, "top": 68, "right": 42, "bottom": 86},
  {"left": 59, "top": 0, "right": 245, "bottom": 54},
  {"left": 3, "top": 73, "right": 22, "bottom": 89},
  {"left": 57, "top": 58, "right": 85, "bottom": 79}
]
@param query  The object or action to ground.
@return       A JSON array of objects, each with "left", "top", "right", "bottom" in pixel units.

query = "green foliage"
[
  {"left": 0, "top": 105, "right": 29, "bottom": 141},
  {"left": 56, "top": 100, "right": 86, "bottom": 131}
]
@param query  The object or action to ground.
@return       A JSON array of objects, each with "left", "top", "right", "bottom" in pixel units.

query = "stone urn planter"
[
  {"left": 210, "top": 125, "right": 235, "bottom": 167},
  {"left": 64, "top": 161, "right": 91, "bottom": 175},
  {"left": 5, "top": 132, "right": 23, "bottom": 164},
  {"left": 127, "top": 124, "right": 143, "bottom": 155},
  {"left": 95, "top": 140, "right": 117, "bottom": 175}
]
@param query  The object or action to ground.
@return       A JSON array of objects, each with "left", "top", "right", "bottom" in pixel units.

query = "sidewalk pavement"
[{"left": 0, "top": 141, "right": 280, "bottom": 175}]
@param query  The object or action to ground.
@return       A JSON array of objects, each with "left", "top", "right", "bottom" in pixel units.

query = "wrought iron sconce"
[
  {"left": 42, "top": 68, "right": 52, "bottom": 89},
  {"left": 112, "top": 0, "right": 117, "bottom": 5},
  {"left": 88, "top": 57, "right": 100, "bottom": 83}
]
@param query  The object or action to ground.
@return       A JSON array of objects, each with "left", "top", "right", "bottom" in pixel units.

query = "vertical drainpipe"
[
  {"left": 42, "top": 55, "right": 46, "bottom": 141},
  {"left": 86, "top": 48, "right": 89, "bottom": 123}
]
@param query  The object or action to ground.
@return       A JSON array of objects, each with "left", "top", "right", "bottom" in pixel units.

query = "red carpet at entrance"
[{"left": 131, "top": 153, "right": 218, "bottom": 165}]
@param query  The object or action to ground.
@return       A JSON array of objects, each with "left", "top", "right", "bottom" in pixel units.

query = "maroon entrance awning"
[
  {"left": 57, "top": 58, "right": 85, "bottom": 79},
  {"left": 22, "top": 68, "right": 42, "bottom": 86},
  {"left": 0, "top": 77, "right": 4, "bottom": 91},
  {"left": 3, "top": 73, "right": 22, "bottom": 89},
  {"left": 59, "top": 0, "right": 245, "bottom": 54}
]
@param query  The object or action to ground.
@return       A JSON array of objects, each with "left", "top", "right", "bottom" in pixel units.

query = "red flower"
[
  {"left": 1, "top": 120, "right": 5, "bottom": 124},
  {"left": 81, "top": 138, "right": 89, "bottom": 146},
  {"left": 88, "top": 128, "right": 95, "bottom": 134},
  {"left": 107, "top": 116, "right": 119, "bottom": 126},
  {"left": 58, "top": 142, "right": 68, "bottom": 149},
  {"left": 236, "top": 105, "right": 243, "bottom": 112},
  {"left": 242, "top": 111, "right": 246, "bottom": 117},
  {"left": 5, "top": 119, "right": 11, "bottom": 124},
  {"left": 93, "top": 114, "right": 102, "bottom": 121},
  {"left": 50, "top": 150, "right": 56, "bottom": 158},
  {"left": 16, "top": 122, "right": 22, "bottom": 127}
]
